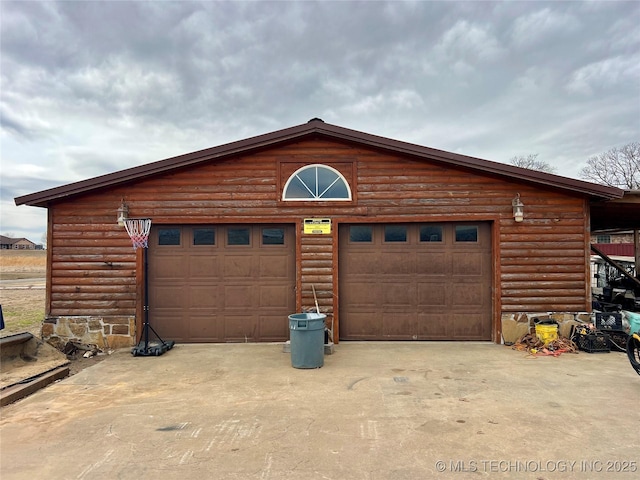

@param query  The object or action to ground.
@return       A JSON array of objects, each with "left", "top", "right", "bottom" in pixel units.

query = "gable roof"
[
  {"left": 0, "top": 235, "right": 16, "bottom": 245},
  {"left": 0, "top": 235, "right": 34, "bottom": 245},
  {"left": 15, "top": 118, "right": 623, "bottom": 207}
]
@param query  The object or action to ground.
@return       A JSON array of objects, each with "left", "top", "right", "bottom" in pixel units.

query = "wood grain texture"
[{"left": 45, "top": 137, "right": 590, "bottom": 328}]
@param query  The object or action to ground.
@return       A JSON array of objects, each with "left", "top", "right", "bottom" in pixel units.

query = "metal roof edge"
[
  {"left": 14, "top": 119, "right": 624, "bottom": 206},
  {"left": 15, "top": 122, "right": 317, "bottom": 207},
  {"left": 311, "top": 122, "right": 624, "bottom": 200}
]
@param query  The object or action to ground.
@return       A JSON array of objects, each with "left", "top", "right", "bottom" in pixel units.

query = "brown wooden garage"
[
  {"left": 16, "top": 119, "right": 625, "bottom": 349},
  {"left": 147, "top": 224, "right": 295, "bottom": 342},
  {"left": 339, "top": 222, "right": 492, "bottom": 340}
]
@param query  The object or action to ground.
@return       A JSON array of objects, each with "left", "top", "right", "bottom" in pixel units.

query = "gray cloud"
[{"left": 1, "top": 0, "right": 639, "bottom": 241}]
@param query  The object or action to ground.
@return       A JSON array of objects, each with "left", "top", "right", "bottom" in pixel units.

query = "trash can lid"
[{"left": 288, "top": 312, "right": 326, "bottom": 320}]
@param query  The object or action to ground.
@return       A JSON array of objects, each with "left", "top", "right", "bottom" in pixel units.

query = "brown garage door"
[
  {"left": 339, "top": 223, "right": 492, "bottom": 340},
  {"left": 148, "top": 225, "right": 295, "bottom": 343}
]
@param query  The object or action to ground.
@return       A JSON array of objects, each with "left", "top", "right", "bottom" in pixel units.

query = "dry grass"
[
  {"left": 0, "top": 250, "right": 46, "bottom": 336},
  {"left": 0, "top": 250, "right": 46, "bottom": 279},
  {"left": 0, "top": 289, "right": 45, "bottom": 336}
]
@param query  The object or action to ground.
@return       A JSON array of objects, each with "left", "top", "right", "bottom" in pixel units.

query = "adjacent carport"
[{"left": 590, "top": 190, "right": 640, "bottom": 269}]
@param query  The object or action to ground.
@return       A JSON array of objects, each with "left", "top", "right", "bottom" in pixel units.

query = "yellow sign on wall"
[{"left": 304, "top": 218, "right": 332, "bottom": 234}]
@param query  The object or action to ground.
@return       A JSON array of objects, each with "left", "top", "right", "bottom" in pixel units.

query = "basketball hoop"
[
  {"left": 124, "top": 218, "right": 152, "bottom": 250},
  {"left": 122, "top": 216, "right": 175, "bottom": 356}
]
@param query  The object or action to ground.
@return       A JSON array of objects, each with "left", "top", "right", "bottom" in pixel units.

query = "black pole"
[
  {"left": 130, "top": 220, "right": 174, "bottom": 356},
  {"left": 144, "top": 245, "right": 149, "bottom": 350}
]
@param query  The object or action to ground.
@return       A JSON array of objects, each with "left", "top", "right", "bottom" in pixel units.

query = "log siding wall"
[
  {"left": 44, "top": 138, "right": 590, "bottom": 345},
  {"left": 299, "top": 231, "right": 335, "bottom": 330}
]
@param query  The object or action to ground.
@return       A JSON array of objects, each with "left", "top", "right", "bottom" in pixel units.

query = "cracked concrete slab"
[{"left": 1, "top": 343, "right": 639, "bottom": 479}]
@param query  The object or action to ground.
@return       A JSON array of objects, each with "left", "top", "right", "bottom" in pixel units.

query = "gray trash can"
[{"left": 288, "top": 313, "right": 326, "bottom": 369}]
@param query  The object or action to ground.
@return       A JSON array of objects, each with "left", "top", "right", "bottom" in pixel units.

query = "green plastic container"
[{"left": 288, "top": 313, "right": 326, "bottom": 369}]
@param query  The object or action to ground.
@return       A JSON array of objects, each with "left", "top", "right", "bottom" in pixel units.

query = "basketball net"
[{"left": 124, "top": 218, "right": 152, "bottom": 250}]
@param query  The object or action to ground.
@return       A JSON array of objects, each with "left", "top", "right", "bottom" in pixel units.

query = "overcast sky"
[{"left": 1, "top": 0, "right": 639, "bottom": 243}]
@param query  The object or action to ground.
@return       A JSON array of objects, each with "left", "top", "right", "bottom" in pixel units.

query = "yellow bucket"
[{"left": 535, "top": 323, "right": 558, "bottom": 345}]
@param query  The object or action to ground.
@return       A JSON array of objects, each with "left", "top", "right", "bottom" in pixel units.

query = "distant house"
[
  {"left": 0, "top": 235, "right": 37, "bottom": 250},
  {"left": 591, "top": 230, "right": 637, "bottom": 260},
  {"left": 0, "top": 236, "right": 12, "bottom": 249},
  {"left": 591, "top": 231, "right": 633, "bottom": 244}
]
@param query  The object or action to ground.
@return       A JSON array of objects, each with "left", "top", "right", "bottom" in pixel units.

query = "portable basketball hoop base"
[
  {"left": 124, "top": 218, "right": 175, "bottom": 357},
  {"left": 131, "top": 338, "right": 175, "bottom": 357}
]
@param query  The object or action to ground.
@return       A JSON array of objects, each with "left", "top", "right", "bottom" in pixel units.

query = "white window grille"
[{"left": 283, "top": 164, "right": 351, "bottom": 201}]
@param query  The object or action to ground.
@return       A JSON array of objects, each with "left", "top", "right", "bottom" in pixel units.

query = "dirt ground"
[
  {"left": 0, "top": 285, "right": 109, "bottom": 375},
  {"left": 65, "top": 350, "right": 110, "bottom": 375},
  {"left": 0, "top": 250, "right": 108, "bottom": 376}
]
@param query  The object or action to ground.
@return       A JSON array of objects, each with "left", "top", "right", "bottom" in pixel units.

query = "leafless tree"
[
  {"left": 509, "top": 153, "right": 556, "bottom": 174},
  {"left": 580, "top": 142, "right": 640, "bottom": 190}
]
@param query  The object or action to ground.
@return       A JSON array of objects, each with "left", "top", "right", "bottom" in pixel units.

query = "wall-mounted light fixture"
[
  {"left": 512, "top": 193, "right": 524, "bottom": 222},
  {"left": 117, "top": 200, "right": 129, "bottom": 226}
]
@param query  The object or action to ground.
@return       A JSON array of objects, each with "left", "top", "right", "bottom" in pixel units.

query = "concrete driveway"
[{"left": 1, "top": 342, "right": 638, "bottom": 479}]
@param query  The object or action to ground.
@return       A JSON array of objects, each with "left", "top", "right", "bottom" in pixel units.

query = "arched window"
[{"left": 282, "top": 164, "right": 351, "bottom": 201}]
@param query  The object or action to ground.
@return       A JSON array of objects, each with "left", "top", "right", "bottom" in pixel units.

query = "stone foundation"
[
  {"left": 501, "top": 312, "right": 592, "bottom": 344},
  {"left": 42, "top": 316, "right": 136, "bottom": 351},
  {"left": 41, "top": 312, "right": 598, "bottom": 348}
]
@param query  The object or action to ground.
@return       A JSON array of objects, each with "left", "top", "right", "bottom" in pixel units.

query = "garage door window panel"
[
  {"left": 384, "top": 225, "right": 407, "bottom": 242},
  {"left": 158, "top": 228, "right": 181, "bottom": 246},
  {"left": 420, "top": 225, "right": 443, "bottom": 242},
  {"left": 228, "top": 227, "right": 251, "bottom": 246},
  {"left": 193, "top": 228, "right": 215, "bottom": 246},
  {"left": 262, "top": 228, "right": 285, "bottom": 246},
  {"left": 455, "top": 225, "right": 478, "bottom": 242},
  {"left": 349, "top": 225, "right": 372, "bottom": 243}
]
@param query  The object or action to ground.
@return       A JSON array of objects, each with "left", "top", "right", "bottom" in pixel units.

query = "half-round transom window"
[{"left": 282, "top": 164, "right": 352, "bottom": 201}]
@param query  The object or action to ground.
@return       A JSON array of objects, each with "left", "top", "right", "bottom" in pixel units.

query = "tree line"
[{"left": 509, "top": 142, "right": 639, "bottom": 190}]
